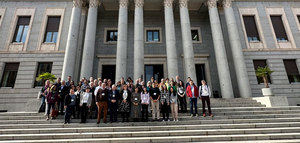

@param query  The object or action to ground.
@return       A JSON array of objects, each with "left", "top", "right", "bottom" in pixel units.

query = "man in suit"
[{"left": 109, "top": 85, "right": 119, "bottom": 122}]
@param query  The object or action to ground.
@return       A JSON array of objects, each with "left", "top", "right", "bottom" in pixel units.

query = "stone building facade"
[{"left": 0, "top": 0, "right": 300, "bottom": 111}]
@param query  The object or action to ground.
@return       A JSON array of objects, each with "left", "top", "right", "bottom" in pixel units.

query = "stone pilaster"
[
  {"left": 115, "top": 0, "right": 129, "bottom": 81},
  {"left": 164, "top": 0, "right": 179, "bottom": 79},
  {"left": 222, "top": 0, "right": 252, "bottom": 98},
  {"left": 179, "top": 0, "right": 197, "bottom": 85},
  {"left": 61, "top": 0, "right": 83, "bottom": 80},
  {"left": 207, "top": 0, "right": 234, "bottom": 98},
  {"left": 80, "top": 0, "right": 100, "bottom": 79},
  {"left": 133, "top": 0, "right": 144, "bottom": 81}
]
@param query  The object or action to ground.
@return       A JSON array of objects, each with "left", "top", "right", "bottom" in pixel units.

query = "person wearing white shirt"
[
  {"left": 199, "top": 80, "right": 213, "bottom": 117},
  {"left": 80, "top": 87, "right": 92, "bottom": 123}
]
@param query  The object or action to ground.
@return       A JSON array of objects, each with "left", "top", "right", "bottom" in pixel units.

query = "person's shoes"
[
  {"left": 203, "top": 113, "right": 206, "bottom": 117},
  {"left": 190, "top": 114, "right": 193, "bottom": 118},
  {"left": 195, "top": 114, "right": 199, "bottom": 117},
  {"left": 64, "top": 122, "right": 67, "bottom": 124},
  {"left": 176, "top": 119, "right": 179, "bottom": 122},
  {"left": 162, "top": 119, "right": 165, "bottom": 122},
  {"left": 97, "top": 122, "right": 100, "bottom": 124},
  {"left": 209, "top": 114, "right": 213, "bottom": 117},
  {"left": 46, "top": 117, "right": 49, "bottom": 121},
  {"left": 167, "top": 119, "right": 170, "bottom": 122}
]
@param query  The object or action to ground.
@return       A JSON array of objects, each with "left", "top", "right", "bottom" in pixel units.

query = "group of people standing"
[{"left": 38, "top": 75, "right": 213, "bottom": 124}]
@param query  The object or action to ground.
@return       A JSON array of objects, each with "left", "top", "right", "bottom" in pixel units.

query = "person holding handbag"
[
  {"left": 46, "top": 84, "right": 59, "bottom": 120},
  {"left": 38, "top": 80, "right": 50, "bottom": 113},
  {"left": 199, "top": 80, "right": 213, "bottom": 117}
]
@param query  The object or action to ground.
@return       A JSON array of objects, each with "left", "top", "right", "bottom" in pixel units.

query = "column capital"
[
  {"left": 164, "top": 0, "right": 174, "bottom": 8},
  {"left": 222, "top": 0, "right": 232, "bottom": 8},
  {"left": 89, "top": 0, "right": 101, "bottom": 8},
  {"left": 134, "top": 0, "right": 144, "bottom": 8},
  {"left": 73, "top": 0, "right": 83, "bottom": 8},
  {"left": 179, "top": 0, "right": 189, "bottom": 8},
  {"left": 207, "top": 0, "right": 217, "bottom": 9},
  {"left": 119, "top": 0, "right": 129, "bottom": 8}
]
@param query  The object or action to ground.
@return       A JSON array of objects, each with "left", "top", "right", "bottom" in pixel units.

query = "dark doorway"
[
  {"left": 144, "top": 64, "right": 164, "bottom": 82},
  {"left": 195, "top": 64, "right": 206, "bottom": 86},
  {"left": 102, "top": 65, "right": 116, "bottom": 84}
]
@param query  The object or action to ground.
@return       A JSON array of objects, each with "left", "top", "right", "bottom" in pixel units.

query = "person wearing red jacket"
[{"left": 186, "top": 80, "right": 199, "bottom": 117}]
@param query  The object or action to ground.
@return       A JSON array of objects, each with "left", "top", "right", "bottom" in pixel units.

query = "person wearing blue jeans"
[{"left": 186, "top": 80, "right": 199, "bottom": 117}]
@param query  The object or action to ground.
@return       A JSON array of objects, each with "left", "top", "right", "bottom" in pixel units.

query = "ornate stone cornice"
[
  {"left": 207, "top": 0, "right": 217, "bottom": 9},
  {"left": 134, "top": 0, "right": 144, "bottom": 8},
  {"left": 119, "top": 0, "right": 129, "bottom": 8},
  {"left": 73, "top": 0, "right": 83, "bottom": 8},
  {"left": 222, "top": 0, "right": 232, "bottom": 8},
  {"left": 179, "top": 0, "right": 188, "bottom": 8},
  {"left": 89, "top": 0, "right": 101, "bottom": 8},
  {"left": 164, "top": 0, "right": 174, "bottom": 8}
]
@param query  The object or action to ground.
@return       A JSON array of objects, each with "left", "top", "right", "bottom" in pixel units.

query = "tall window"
[
  {"left": 191, "top": 29, "right": 200, "bottom": 42},
  {"left": 297, "top": 15, "right": 300, "bottom": 24},
  {"left": 146, "top": 30, "right": 160, "bottom": 42},
  {"left": 106, "top": 30, "right": 118, "bottom": 42},
  {"left": 243, "top": 16, "right": 260, "bottom": 42},
  {"left": 44, "top": 16, "right": 61, "bottom": 43},
  {"left": 253, "top": 60, "right": 272, "bottom": 84},
  {"left": 1, "top": 63, "right": 20, "bottom": 88},
  {"left": 270, "top": 15, "right": 288, "bottom": 42},
  {"left": 13, "top": 16, "right": 31, "bottom": 43},
  {"left": 283, "top": 59, "right": 300, "bottom": 83},
  {"left": 34, "top": 62, "right": 52, "bottom": 87}
]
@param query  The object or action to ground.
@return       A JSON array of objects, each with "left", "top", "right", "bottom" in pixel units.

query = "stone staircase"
[{"left": 0, "top": 98, "right": 300, "bottom": 142}]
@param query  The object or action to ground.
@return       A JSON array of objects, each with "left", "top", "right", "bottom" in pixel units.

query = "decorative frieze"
[
  {"left": 89, "top": 0, "right": 101, "bottom": 8},
  {"left": 179, "top": 0, "right": 188, "bottom": 8},
  {"left": 207, "top": 0, "right": 217, "bottom": 9},
  {"left": 222, "top": 0, "right": 232, "bottom": 8},
  {"left": 119, "top": 0, "right": 129, "bottom": 8},
  {"left": 164, "top": 0, "right": 174, "bottom": 8},
  {"left": 73, "top": 0, "right": 83, "bottom": 8},
  {"left": 134, "top": 0, "right": 144, "bottom": 8}
]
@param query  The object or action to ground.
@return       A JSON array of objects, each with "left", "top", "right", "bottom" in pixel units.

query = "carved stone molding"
[
  {"left": 119, "top": 0, "right": 129, "bottom": 8},
  {"left": 164, "top": 0, "right": 174, "bottom": 8},
  {"left": 179, "top": 0, "right": 188, "bottom": 8},
  {"left": 135, "top": 0, "right": 144, "bottom": 8},
  {"left": 89, "top": 0, "right": 101, "bottom": 8},
  {"left": 222, "top": 0, "right": 232, "bottom": 8},
  {"left": 73, "top": 0, "right": 83, "bottom": 8},
  {"left": 207, "top": 0, "right": 217, "bottom": 9}
]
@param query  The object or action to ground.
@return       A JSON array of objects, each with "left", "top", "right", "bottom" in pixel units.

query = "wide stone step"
[
  {"left": 208, "top": 139, "right": 300, "bottom": 143},
  {"left": 1, "top": 122, "right": 300, "bottom": 134},
  {"left": 1, "top": 127, "right": 300, "bottom": 140},
  {"left": 0, "top": 132, "right": 299, "bottom": 142}
]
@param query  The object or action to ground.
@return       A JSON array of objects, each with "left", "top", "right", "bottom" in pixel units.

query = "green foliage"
[
  {"left": 36, "top": 72, "right": 56, "bottom": 83},
  {"left": 255, "top": 66, "right": 274, "bottom": 78}
]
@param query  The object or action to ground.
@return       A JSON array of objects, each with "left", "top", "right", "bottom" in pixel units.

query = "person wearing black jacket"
[
  {"left": 109, "top": 85, "right": 119, "bottom": 122},
  {"left": 64, "top": 89, "right": 76, "bottom": 124},
  {"left": 96, "top": 83, "right": 108, "bottom": 124},
  {"left": 59, "top": 80, "right": 69, "bottom": 115},
  {"left": 119, "top": 85, "right": 131, "bottom": 122}
]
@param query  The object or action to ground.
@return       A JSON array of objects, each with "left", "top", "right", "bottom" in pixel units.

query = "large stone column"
[
  {"left": 61, "top": 0, "right": 83, "bottom": 80},
  {"left": 115, "top": 0, "right": 129, "bottom": 81},
  {"left": 133, "top": 0, "right": 144, "bottom": 81},
  {"left": 179, "top": 0, "right": 197, "bottom": 85},
  {"left": 164, "top": 0, "right": 179, "bottom": 79},
  {"left": 80, "top": 0, "right": 100, "bottom": 79},
  {"left": 222, "top": 0, "right": 252, "bottom": 98},
  {"left": 207, "top": 0, "right": 234, "bottom": 98}
]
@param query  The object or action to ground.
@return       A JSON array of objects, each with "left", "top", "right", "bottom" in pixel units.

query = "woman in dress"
[
  {"left": 131, "top": 87, "right": 141, "bottom": 122},
  {"left": 160, "top": 85, "right": 170, "bottom": 121},
  {"left": 119, "top": 85, "right": 131, "bottom": 122},
  {"left": 177, "top": 80, "right": 187, "bottom": 113}
]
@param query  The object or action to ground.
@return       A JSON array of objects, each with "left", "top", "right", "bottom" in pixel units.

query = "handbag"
[{"left": 51, "top": 104, "right": 59, "bottom": 117}]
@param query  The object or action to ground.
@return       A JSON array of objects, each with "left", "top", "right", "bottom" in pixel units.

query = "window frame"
[
  {"left": 104, "top": 27, "right": 118, "bottom": 44},
  {"left": 283, "top": 59, "right": 300, "bottom": 84},
  {"left": 34, "top": 62, "right": 53, "bottom": 87},
  {"left": 12, "top": 16, "right": 31, "bottom": 43},
  {"left": 0, "top": 8, "right": 6, "bottom": 28},
  {"left": 191, "top": 27, "right": 202, "bottom": 44},
  {"left": 0, "top": 62, "right": 20, "bottom": 88},
  {"left": 43, "top": 16, "right": 61, "bottom": 43},
  {"left": 6, "top": 8, "right": 35, "bottom": 52},
  {"left": 239, "top": 7, "right": 266, "bottom": 49},
  {"left": 38, "top": 8, "right": 65, "bottom": 51},
  {"left": 265, "top": 7, "right": 296, "bottom": 49},
  {"left": 144, "top": 27, "right": 162, "bottom": 44},
  {"left": 291, "top": 7, "right": 300, "bottom": 31}
]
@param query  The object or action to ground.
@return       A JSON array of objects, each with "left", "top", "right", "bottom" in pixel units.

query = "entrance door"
[
  {"left": 102, "top": 65, "right": 116, "bottom": 83},
  {"left": 195, "top": 64, "right": 206, "bottom": 86},
  {"left": 144, "top": 64, "right": 164, "bottom": 82}
]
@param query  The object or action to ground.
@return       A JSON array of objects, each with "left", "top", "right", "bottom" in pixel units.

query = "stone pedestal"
[{"left": 253, "top": 96, "right": 289, "bottom": 107}]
